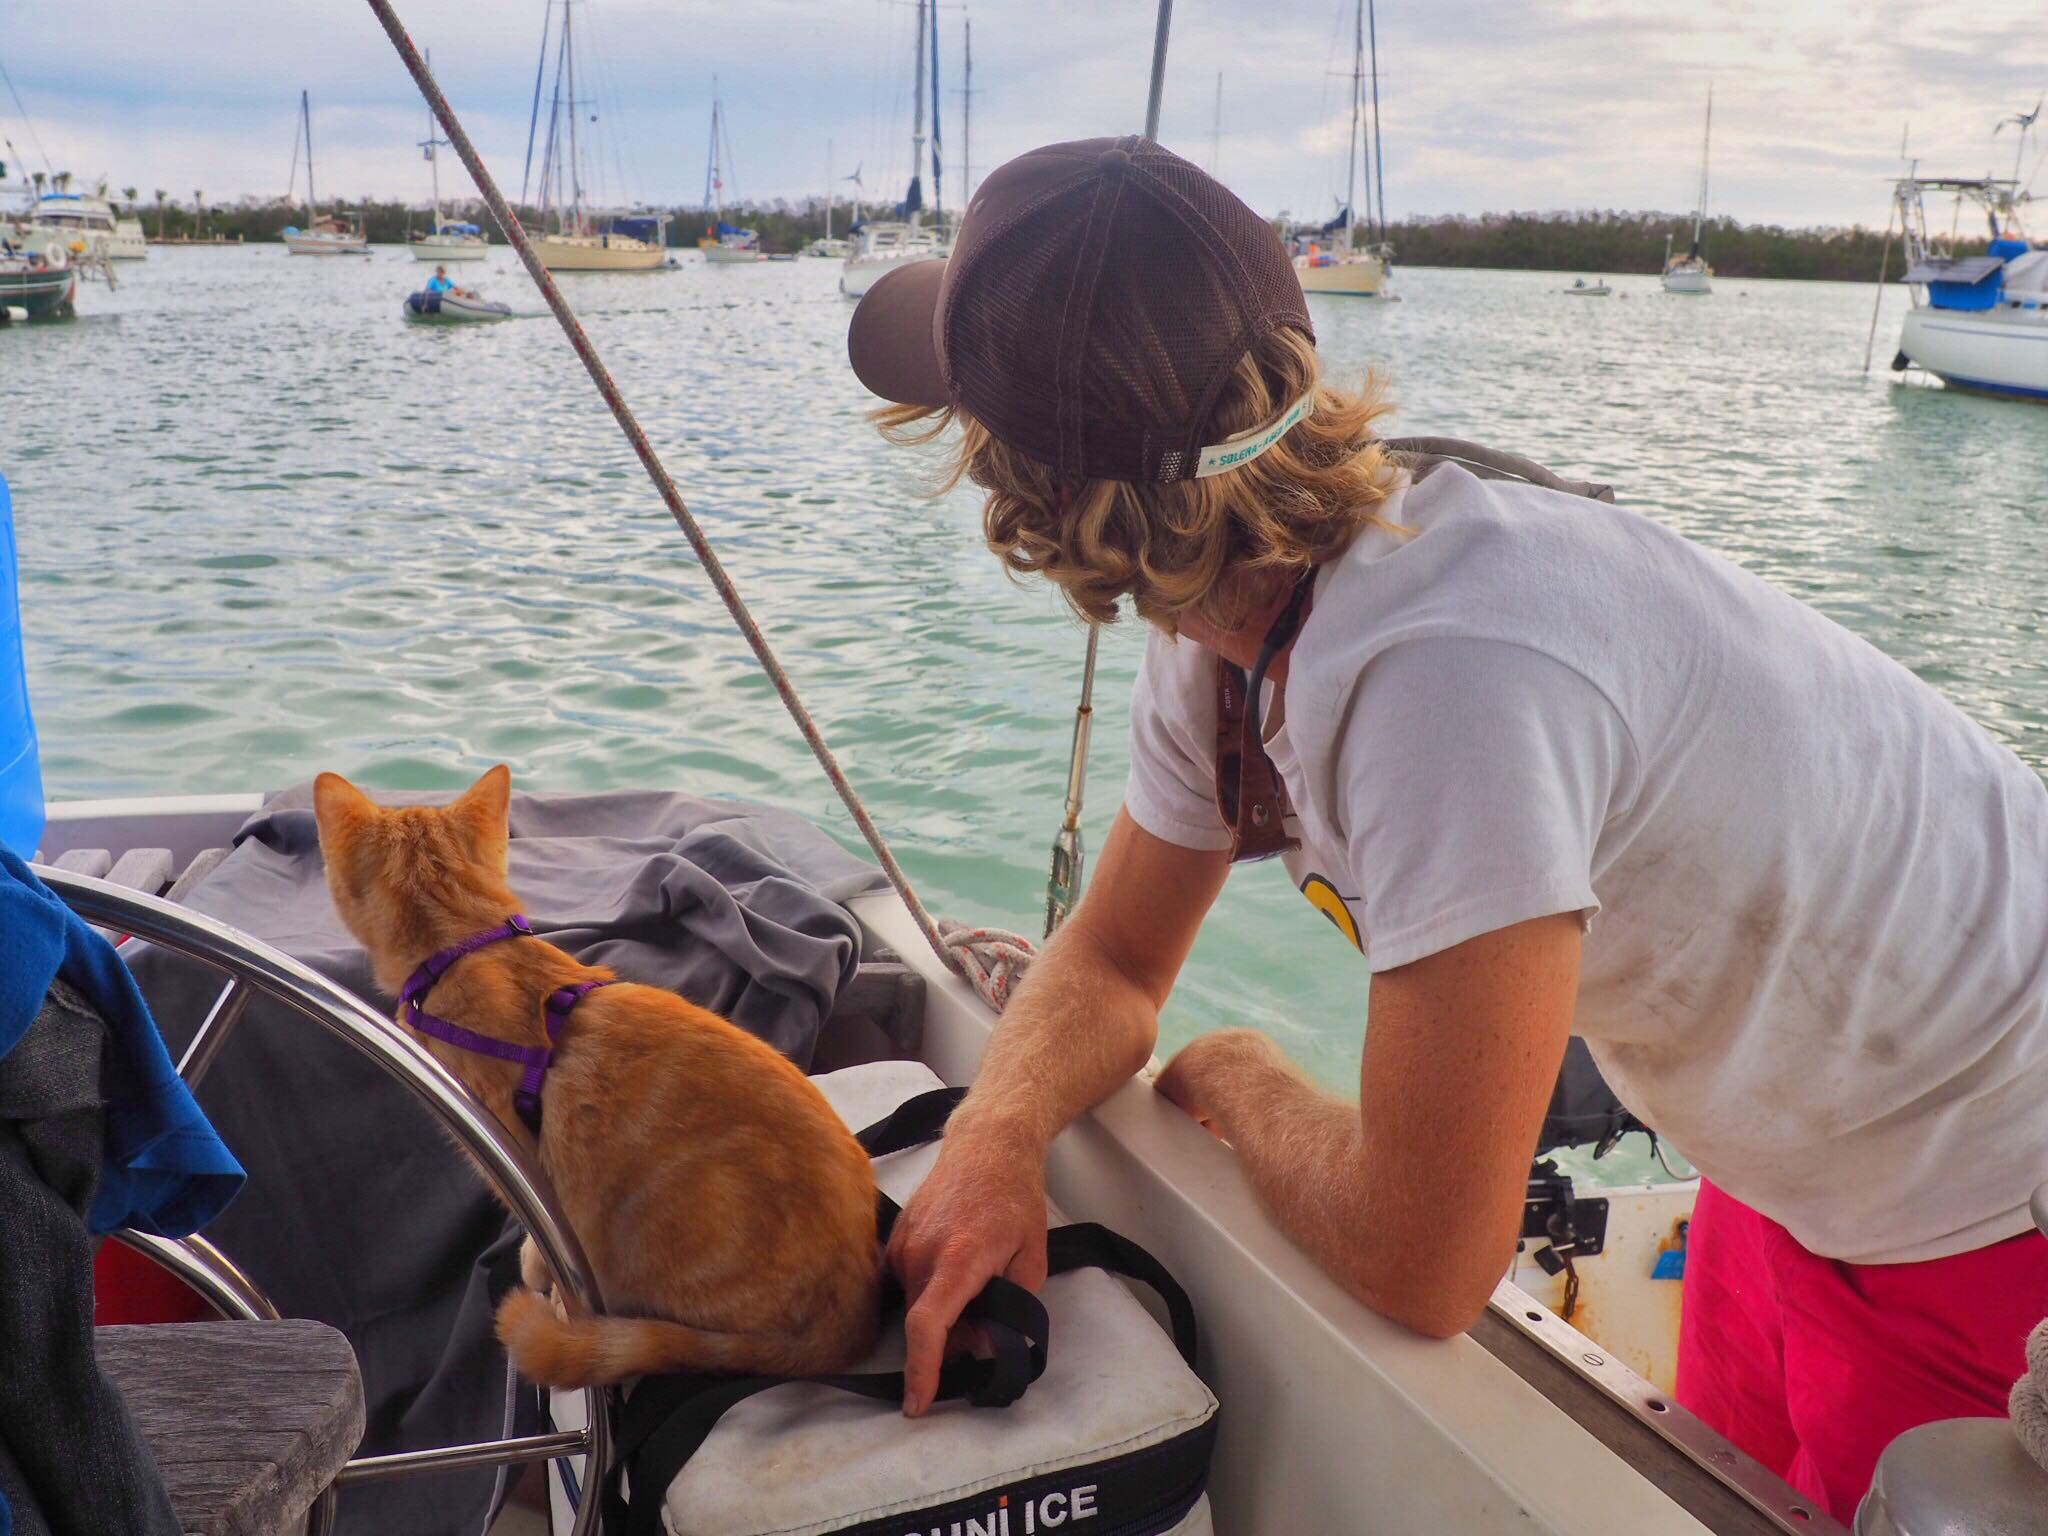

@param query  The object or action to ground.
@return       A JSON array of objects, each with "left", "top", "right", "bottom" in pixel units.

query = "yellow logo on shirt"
[{"left": 1299, "top": 874, "right": 1362, "bottom": 951}]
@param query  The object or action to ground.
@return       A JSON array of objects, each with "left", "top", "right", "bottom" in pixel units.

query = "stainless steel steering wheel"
[{"left": 38, "top": 866, "right": 611, "bottom": 1536}]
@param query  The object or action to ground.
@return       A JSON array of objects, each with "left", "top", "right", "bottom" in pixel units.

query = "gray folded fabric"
[{"left": 121, "top": 785, "right": 887, "bottom": 1536}]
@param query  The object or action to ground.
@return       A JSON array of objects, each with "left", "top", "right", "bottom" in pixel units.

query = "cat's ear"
[
  {"left": 449, "top": 764, "right": 513, "bottom": 872},
  {"left": 312, "top": 772, "right": 377, "bottom": 847}
]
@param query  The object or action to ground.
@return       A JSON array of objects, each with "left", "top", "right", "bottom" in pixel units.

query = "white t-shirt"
[{"left": 1125, "top": 462, "right": 2048, "bottom": 1265}]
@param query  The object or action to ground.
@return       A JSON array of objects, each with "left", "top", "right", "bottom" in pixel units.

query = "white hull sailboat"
[
  {"left": 1886, "top": 112, "right": 2048, "bottom": 404},
  {"left": 1292, "top": 0, "right": 1392, "bottom": 299},
  {"left": 699, "top": 82, "right": 763, "bottom": 265},
  {"left": 281, "top": 91, "right": 370, "bottom": 256},
  {"left": 528, "top": 0, "right": 669, "bottom": 274},
  {"left": 1662, "top": 88, "right": 1714, "bottom": 295},
  {"left": 843, "top": 0, "right": 950, "bottom": 297},
  {"left": 408, "top": 62, "right": 488, "bottom": 263}
]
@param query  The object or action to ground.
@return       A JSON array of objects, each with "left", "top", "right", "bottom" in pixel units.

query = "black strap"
[
  {"left": 604, "top": 1086, "right": 1198, "bottom": 1535},
  {"left": 856, "top": 1084, "right": 968, "bottom": 1158}
]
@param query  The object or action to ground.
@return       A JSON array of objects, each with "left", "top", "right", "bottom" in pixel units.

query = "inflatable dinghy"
[{"left": 402, "top": 288, "right": 512, "bottom": 324}]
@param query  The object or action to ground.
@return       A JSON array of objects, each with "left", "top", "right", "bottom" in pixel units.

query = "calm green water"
[{"left": 10, "top": 250, "right": 2048, "bottom": 1144}]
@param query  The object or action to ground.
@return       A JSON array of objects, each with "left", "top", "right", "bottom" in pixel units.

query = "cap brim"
[{"left": 847, "top": 258, "right": 950, "bottom": 407}]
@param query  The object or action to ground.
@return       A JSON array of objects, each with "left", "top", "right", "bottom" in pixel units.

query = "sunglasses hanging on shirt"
[{"left": 1213, "top": 567, "right": 1316, "bottom": 864}]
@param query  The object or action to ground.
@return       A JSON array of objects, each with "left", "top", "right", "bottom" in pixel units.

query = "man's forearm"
[
  {"left": 949, "top": 917, "right": 1160, "bottom": 1157},
  {"left": 1201, "top": 1046, "right": 1377, "bottom": 1293}
]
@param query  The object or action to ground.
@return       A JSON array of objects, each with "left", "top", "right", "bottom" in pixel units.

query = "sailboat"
[
  {"left": 699, "top": 82, "right": 762, "bottom": 264},
  {"left": 841, "top": 0, "right": 949, "bottom": 299},
  {"left": 1662, "top": 87, "right": 1714, "bottom": 295},
  {"left": 1294, "top": 0, "right": 1391, "bottom": 297},
  {"left": 280, "top": 91, "right": 370, "bottom": 255},
  {"left": 806, "top": 142, "right": 850, "bottom": 259},
  {"left": 409, "top": 54, "right": 487, "bottom": 262},
  {"left": 526, "top": 0, "right": 670, "bottom": 273}
]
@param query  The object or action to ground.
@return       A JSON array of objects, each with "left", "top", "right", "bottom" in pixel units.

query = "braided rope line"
[
  {"left": 939, "top": 922, "right": 1038, "bottom": 1013},
  {"left": 364, "top": 0, "right": 1030, "bottom": 1010}
]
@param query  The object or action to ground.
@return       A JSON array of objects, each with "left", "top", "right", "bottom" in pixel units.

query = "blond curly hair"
[{"left": 874, "top": 326, "right": 1400, "bottom": 632}]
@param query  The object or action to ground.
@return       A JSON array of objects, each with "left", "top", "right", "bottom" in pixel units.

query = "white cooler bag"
[{"left": 573, "top": 1060, "right": 1220, "bottom": 1536}]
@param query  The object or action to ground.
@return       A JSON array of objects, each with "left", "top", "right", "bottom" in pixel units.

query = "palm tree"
[
  {"left": 121, "top": 186, "right": 137, "bottom": 209},
  {"left": 192, "top": 191, "right": 204, "bottom": 240},
  {"left": 154, "top": 188, "right": 169, "bottom": 240},
  {"left": 30, "top": 171, "right": 45, "bottom": 198}
]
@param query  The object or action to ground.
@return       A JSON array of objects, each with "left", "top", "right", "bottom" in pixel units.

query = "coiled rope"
[
  {"left": 362, "top": 0, "right": 1033, "bottom": 1009},
  {"left": 2013, "top": 1318, "right": 2048, "bottom": 1475}
]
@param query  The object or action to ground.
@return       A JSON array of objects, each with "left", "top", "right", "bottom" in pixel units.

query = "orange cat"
[{"left": 313, "top": 765, "right": 882, "bottom": 1388}]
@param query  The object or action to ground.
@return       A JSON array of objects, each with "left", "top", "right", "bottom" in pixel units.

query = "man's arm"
[
  {"left": 888, "top": 809, "right": 1230, "bottom": 1414},
  {"left": 1156, "top": 913, "right": 1580, "bottom": 1338}
]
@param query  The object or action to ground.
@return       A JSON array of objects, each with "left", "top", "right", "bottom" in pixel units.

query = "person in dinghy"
[{"left": 847, "top": 137, "right": 2048, "bottom": 1521}]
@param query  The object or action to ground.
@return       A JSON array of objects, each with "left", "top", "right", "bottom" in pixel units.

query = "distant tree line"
[
  {"left": 1308, "top": 208, "right": 1948, "bottom": 282},
  {"left": 128, "top": 194, "right": 1953, "bottom": 281}
]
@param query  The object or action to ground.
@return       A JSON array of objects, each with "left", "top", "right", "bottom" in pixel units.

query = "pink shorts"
[{"left": 1675, "top": 1179, "right": 2048, "bottom": 1521}]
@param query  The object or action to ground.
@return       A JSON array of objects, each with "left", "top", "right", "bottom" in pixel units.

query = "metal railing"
[{"left": 42, "top": 867, "right": 611, "bottom": 1536}]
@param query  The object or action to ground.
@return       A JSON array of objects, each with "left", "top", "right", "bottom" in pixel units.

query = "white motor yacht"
[{"left": 8, "top": 185, "right": 147, "bottom": 263}]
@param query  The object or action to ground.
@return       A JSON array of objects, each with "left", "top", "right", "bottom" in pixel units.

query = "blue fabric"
[
  {"left": 0, "top": 474, "right": 44, "bottom": 860},
  {"left": 0, "top": 848, "right": 242, "bottom": 1236},
  {"left": 424, "top": 273, "right": 453, "bottom": 294}
]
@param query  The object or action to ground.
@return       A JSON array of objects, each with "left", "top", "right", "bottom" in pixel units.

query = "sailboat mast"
[
  {"left": 928, "top": 0, "right": 943, "bottom": 223},
  {"left": 961, "top": 20, "right": 972, "bottom": 205},
  {"left": 424, "top": 49, "right": 443, "bottom": 229},
  {"left": 1208, "top": 71, "right": 1222, "bottom": 175},
  {"left": 706, "top": 83, "right": 721, "bottom": 218},
  {"left": 1367, "top": 0, "right": 1387, "bottom": 244},
  {"left": 1344, "top": 0, "right": 1361, "bottom": 251},
  {"left": 911, "top": 0, "right": 926, "bottom": 225},
  {"left": 1691, "top": 84, "right": 1711, "bottom": 255},
  {"left": 564, "top": 0, "right": 583, "bottom": 224},
  {"left": 303, "top": 90, "right": 318, "bottom": 223},
  {"left": 825, "top": 138, "right": 833, "bottom": 242}
]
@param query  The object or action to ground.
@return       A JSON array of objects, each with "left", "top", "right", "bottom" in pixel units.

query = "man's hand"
[
  {"left": 886, "top": 1122, "right": 1049, "bottom": 1417},
  {"left": 880, "top": 812, "right": 1229, "bottom": 1416}
]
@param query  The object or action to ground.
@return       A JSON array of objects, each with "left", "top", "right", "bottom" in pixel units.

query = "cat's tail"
[{"left": 495, "top": 1286, "right": 836, "bottom": 1388}]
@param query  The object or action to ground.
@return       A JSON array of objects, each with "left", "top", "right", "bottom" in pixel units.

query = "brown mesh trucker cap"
[{"left": 847, "top": 135, "right": 1313, "bottom": 484}]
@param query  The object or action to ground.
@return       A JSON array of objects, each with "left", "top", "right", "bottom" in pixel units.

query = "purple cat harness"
[{"left": 396, "top": 914, "right": 613, "bottom": 1134}]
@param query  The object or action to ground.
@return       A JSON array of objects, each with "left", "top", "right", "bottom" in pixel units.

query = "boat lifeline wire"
[{"left": 361, "top": 0, "right": 1032, "bottom": 1007}]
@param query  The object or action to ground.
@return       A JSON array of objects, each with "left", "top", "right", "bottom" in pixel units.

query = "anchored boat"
[
  {"left": 0, "top": 250, "right": 76, "bottom": 321},
  {"left": 1292, "top": 0, "right": 1393, "bottom": 298},
  {"left": 8, "top": 183, "right": 147, "bottom": 263},
  {"left": 1887, "top": 166, "right": 2048, "bottom": 402},
  {"left": 842, "top": 0, "right": 950, "bottom": 297},
  {"left": 525, "top": 0, "right": 670, "bottom": 272},
  {"left": 1661, "top": 88, "right": 1714, "bottom": 295},
  {"left": 409, "top": 59, "right": 487, "bottom": 263},
  {"left": 700, "top": 83, "right": 763, "bottom": 265},
  {"left": 282, "top": 91, "right": 371, "bottom": 256}
]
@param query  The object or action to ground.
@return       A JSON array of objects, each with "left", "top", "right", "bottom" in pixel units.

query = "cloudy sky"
[{"left": 4, "top": 0, "right": 2043, "bottom": 229}]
